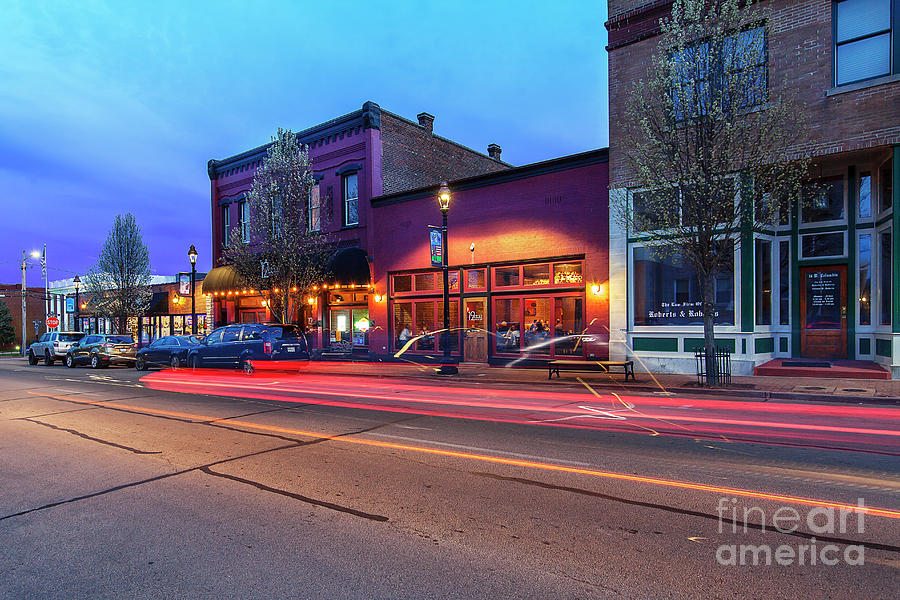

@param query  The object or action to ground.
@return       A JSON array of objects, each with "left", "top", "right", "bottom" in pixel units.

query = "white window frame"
[
  {"left": 240, "top": 201, "right": 249, "bottom": 244},
  {"left": 798, "top": 231, "right": 848, "bottom": 260},
  {"left": 343, "top": 173, "right": 359, "bottom": 227},
  {"left": 799, "top": 176, "right": 848, "bottom": 229},
  {"left": 308, "top": 185, "right": 321, "bottom": 232}
]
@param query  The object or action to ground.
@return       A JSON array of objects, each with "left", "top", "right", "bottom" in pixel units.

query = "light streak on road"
[{"left": 24, "top": 390, "right": 900, "bottom": 521}]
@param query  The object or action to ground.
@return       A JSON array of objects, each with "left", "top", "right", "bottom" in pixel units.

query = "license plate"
[{"left": 286, "top": 347, "right": 295, "bottom": 353}]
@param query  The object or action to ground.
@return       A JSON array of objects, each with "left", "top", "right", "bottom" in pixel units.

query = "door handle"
[{"left": 841, "top": 306, "right": 847, "bottom": 317}]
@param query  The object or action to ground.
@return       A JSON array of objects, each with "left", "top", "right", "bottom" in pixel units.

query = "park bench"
[{"left": 548, "top": 359, "right": 635, "bottom": 381}]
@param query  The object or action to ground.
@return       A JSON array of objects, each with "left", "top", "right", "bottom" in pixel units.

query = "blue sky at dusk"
[{"left": 1, "top": 0, "right": 609, "bottom": 287}]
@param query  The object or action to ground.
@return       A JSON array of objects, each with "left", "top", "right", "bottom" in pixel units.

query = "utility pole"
[{"left": 21, "top": 250, "right": 27, "bottom": 356}]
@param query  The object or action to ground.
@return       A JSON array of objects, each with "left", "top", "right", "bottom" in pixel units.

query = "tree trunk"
[{"left": 701, "top": 271, "right": 719, "bottom": 386}]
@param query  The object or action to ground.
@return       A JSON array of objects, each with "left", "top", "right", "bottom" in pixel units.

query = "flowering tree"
[
  {"left": 222, "top": 128, "right": 333, "bottom": 325},
  {"left": 614, "top": 0, "right": 809, "bottom": 383}
]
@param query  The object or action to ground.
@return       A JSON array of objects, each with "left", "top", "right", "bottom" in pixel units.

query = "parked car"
[
  {"left": 187, "top": 323, "right": 309, "bottom": 372},
  {"left": 27, "top": 331, "right": 86, "bottom": 366},
  {"left": 135, "top": 335, "right": 203, "bottom": 370},
  {"left": 65, "top": 334, "right": 137, "bottom": 369}
]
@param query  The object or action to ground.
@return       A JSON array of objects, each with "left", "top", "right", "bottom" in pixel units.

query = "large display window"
[
  {"left": 392, "top": 299, "right": 459, "bottom": 353},
  {"left": 392, "top": 270, "right": 459, "bottom": 295},
  {"left": 632, "top": 242, "right": 735, "bottom": 326},
  {"left": 492, "top": 260, "right": 584, "bottom": 290},
  {"left": 493, "top": 293, "right": 584, "bottom": 357}
]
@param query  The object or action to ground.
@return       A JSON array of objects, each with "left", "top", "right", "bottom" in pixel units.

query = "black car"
[
  {"left": 187, "top": 323, "right": 309, "bottom": 372},
  {"left": 135, "top": 335, "right": 204, "bottom": 370},
  {"left": 65, "top": 334, "right": 137, "bottom": 369}
]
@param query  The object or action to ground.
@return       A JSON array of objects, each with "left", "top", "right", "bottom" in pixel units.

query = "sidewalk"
[{"left": 298, "top": 359, "right": 900, "bottom": 405}]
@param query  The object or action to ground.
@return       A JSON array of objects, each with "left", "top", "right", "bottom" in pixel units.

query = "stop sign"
[{"left": 46, "top": 316, "right": 59, "bottom": 328}]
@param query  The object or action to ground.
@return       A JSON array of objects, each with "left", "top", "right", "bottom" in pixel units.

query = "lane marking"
[
  {"left": 367, "top": 433, "right": 593, "bottom": 466},
  {"left": 26, "top": 391, "right": 900, "bottom": 520}
]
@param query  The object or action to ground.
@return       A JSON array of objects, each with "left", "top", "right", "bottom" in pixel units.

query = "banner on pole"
[{"left": 428, "top": 226, "right": 442, "bottom": 268}]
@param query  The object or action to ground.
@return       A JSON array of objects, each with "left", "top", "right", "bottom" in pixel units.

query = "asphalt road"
[{"left": 2, "top": 358, "right": 899, "bottom": 599}]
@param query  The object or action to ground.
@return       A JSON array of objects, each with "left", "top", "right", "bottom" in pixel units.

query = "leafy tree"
[
  {"left": 85, "top": 213, "right": 153, "bottom": 334},
  {"left": 222, "top": 128, "right": 333, "bottom": 324},
  {"left": 614, "top": 0, "right": 809, "bottom": 384},
  {"left": 0, "top": 300, "right": 15, "bottom": 348}
]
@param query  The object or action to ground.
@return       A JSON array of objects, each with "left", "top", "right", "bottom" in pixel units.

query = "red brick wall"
[
  {"left": 0, "top": 284, "right": 46, "bottom": 350},
  {"left": 380, "top": 112, "right": 510, "bottom": 195},
  {"left": 607, "top": 0, "right": 900, "bottom": 188}
]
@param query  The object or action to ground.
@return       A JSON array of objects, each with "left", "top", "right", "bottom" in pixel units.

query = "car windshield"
[
  {"left": 59, "top": 333, "right": 85, "bottom": 342},
  {"left": 106, "top": 336, "right": 133, "bottom": 344},
  {"left": 268, "top": 325, "right": 301, "bottom": 339}
]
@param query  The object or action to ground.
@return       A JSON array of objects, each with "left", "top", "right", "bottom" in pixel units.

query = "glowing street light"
[{"left": 437, "top": 181, "right": 457, "bottom": 375}]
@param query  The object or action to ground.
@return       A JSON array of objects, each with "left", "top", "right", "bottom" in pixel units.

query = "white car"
[{"left": 27, "top": 331, "right": 86, "bottom": 366}]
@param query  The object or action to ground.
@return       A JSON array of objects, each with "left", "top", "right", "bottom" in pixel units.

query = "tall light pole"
[
  {"left": 41, "top": 244, "right": 48, "bottom": 333},
  {"left": 21, "top": 250, "right": 39, "bottom": 356},
  {"left": 73, "top": 275, "right": 81, "bottom": 332},
  {"left": 188, "top": 244, "right": 198, "bottom": 334},
  {"left": 437, "top": 182, "right": 457, "bottom": 375}
]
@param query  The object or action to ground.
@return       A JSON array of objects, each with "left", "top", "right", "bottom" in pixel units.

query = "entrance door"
[
  {"left": 800, "top": 265, "right": 847, "bottom": 358},
  {"left": 463, "top": 298, "right": 488, "bottom": 363}
]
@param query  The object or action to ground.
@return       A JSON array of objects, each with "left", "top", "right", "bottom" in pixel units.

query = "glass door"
[{"left": 464, "top": 298, "right": 488, "bottom": 362}]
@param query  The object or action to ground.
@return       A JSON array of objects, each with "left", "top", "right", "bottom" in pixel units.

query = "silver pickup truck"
[{"left": 27, "top": 331, "right": 86, "bottom": 366}]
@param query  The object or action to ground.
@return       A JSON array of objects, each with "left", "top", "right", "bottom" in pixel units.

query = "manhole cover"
[
  {"left": 796, "top": 386, "right": 827, "bottom": 391},
  {"left": 841, "top": 388, "right": 868, "bottom": 392}
]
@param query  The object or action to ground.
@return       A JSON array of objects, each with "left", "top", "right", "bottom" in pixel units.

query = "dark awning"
[
  {"left": 145, "top": 292, "right": 169, "bottom": 315},
  {"left": 327, "top": 247, "right": 371, "bottom": 286},
  {"left": 202, "top": 265, "right": 246, "bottom": 294}
]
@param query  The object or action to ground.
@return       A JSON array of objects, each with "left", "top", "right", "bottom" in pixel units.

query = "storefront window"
[
  {"left": 881, "top": 163, "right": 893, "bottom": 212},
  {"left": 801, "top": 178, "right": 844, "bottom": 223},
  {"left": 859, "top": 234, "right": 872, "bottom": 325},
  {"left": 394, "top": 302, "right": 413, "bottom": 348},
  {"left": 779, "top": 241, "right": 790, "bottom": 325},
  {"left": 393, "top": 275, "right": 412, "bottom": 293},
  {"left": 553, "top": 263, "right": 583, "bottom": 285},
  {"left": 858, "top": 172, "right": 872, "bottom": 219},
  {"left": 466, "top": 269, "right": 486, "bottom": 290},
  {"left": 801, "top": 233, "right": 844, "bottom": 258},
  {"left": 495, "top": 266, "right": 520, "bottom": 287},
  {"left": 554, "top": 297, "right": 584, "bottom": 355},
  {"left": 633, "top": 243, "right": 735, "bottom": 326},
  {"left": 881, "top": 232, "right": 891, "bottom": 325},
  {"left": 435, "top": 301, "right": 460, "bottom": 352},
  {"left": 755, "top": 240, "right": 772, "bottom": 325},
  {"left": 415, "top": 273, "right": 436, "bottom": 292},
  {"left": 415, "top": 301, "right": 436, "bottom": 350},
  {"left": 494, "top": 298, "right": 521, "bottom": 353},
  {"left": 523, "top": 298, "right": 552, "bottom": 353},
  {"left": 523, "top": 264, "right": 551, "bottom": 286}
]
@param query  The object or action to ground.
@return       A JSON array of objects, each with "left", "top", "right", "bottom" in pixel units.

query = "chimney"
[
  {"left": 487, "top": 143, "right": 502, "bottom": 161},
  {"left": 417, "top": 112, "right": 434, "bottom": 133}
]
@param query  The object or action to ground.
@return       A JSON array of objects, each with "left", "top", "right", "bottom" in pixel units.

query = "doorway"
[
  {"left": 463, "top": 298, "right": 488, "bottom": 363},
  {"left": 800, "top": 265, "right": 847, "bottom": 358}
]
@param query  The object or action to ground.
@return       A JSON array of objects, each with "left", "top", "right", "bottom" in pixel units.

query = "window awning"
[
  {"left": 202, "top": 265, "right": 247, "bottom": 294},
  {"left": 327, "top": 247, "right": 371, "bottom": 287}
]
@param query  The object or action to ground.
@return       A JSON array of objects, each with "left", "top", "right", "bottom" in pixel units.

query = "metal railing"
[{"left": 694, "top": 347, "right": 732, "bottom": 386}]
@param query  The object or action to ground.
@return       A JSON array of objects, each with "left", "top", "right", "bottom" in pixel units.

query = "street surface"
[{"left": 2, "top": 358, "right": 899, "bottom": 599}]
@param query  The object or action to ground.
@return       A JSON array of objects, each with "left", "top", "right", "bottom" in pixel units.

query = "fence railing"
[{"left": 694, "top": 347, "right": 732, "bottom": 386}]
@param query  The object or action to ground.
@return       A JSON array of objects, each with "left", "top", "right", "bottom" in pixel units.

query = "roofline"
[
  {"left": 379, "top": 109, "right": 514, "bottom": 168},
  {"left": 371, "top": 148, "right": 608, "bottom": 207}
]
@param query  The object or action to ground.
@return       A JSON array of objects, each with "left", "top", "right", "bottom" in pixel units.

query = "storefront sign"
[{"left": 429, "top": 226, "right": 443, "bottom": 267}]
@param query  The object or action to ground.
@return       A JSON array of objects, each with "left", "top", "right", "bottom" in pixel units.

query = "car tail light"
[{"left": 263, "top": 342, "right": 272, "bottom": 354}]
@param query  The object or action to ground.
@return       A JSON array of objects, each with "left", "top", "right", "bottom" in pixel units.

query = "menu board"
[{"left": 805, "top": 271, "right": 841, "bottom": 329}]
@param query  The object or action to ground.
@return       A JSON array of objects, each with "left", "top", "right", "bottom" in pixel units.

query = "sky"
[{"left": 1, "top": 0, "right": 609, "bottom": 287}]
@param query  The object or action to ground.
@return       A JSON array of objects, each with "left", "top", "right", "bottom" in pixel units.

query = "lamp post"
[
  {"left": 437, "top": 182, "right": 457, "bottom": 375},
  {"left": 73, "top": 275, "right": 81, "bottom": 332},
  {"left": 188, "top": 244, "right": 198, "bottom": 334},
  {"left": 21, "top": 250, "right": 39, "bottom": 356}
]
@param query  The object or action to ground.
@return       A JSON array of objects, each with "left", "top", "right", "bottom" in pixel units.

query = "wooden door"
[
  {"left": 800, "top": 265, "right": 847, "bottom": 359},
  {"left": 463, "top": 298, "right": 488, "bottom": 363}
]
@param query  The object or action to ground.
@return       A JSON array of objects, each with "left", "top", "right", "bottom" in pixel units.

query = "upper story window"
[
  {"left": 308, "top": 184, "right": 321, "bottom": 231},
  {"left": 239, "top": 201, "right": 249, "bottom": 243},
  {"left": 222, "top": 205, "right": 230, "bottom": 246},
  {"left": 834, "top": 0, "right": 894, "bottom": 86},
  {"left": 343, "top": 173, "right": 359, "bottom": 227}
]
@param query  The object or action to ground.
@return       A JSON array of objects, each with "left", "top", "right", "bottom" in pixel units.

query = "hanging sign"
[
  {"left": 428, "top": 226, "right": 443, "bottom": 267},
  {"left": 66, "top": 297, "right": 75, "bottom": 313},
  {"left": 177, "top": 272, "right": 192, "bottom": 297}
]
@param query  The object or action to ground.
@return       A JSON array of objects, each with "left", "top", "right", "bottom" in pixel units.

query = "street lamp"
[
  {"left": 73, "top": 275, "right": 81, "bottom": 332},
  {"left": 437, "top": 182, "right": 457, "bottom": 375},
  {"left": 21, "top": 250, "right": 40, "bottom": 356},
  {"left": 188, "top": 244, "right": 198, "bottom": 334}
]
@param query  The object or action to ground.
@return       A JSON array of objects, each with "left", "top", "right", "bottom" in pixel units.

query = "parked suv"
[
  {"left": 27, "top": 331, "right": 86, "bottom": 366},
  {"left": 65, "top": 334, "right": 137, "bottom": 369},
  {"left": 187, "top": 324, "right": 309, "bottom": 372}
]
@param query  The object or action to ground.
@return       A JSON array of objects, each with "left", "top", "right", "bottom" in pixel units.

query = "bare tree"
[
  {"left": 222, "top": 128, "right": 333, "bottom": 325},
  {"left": 85, "top": 213, "right": 153, "bottom": 334},
  {"left": 614, "top": 0, "right": 809, "bottom": 384}
]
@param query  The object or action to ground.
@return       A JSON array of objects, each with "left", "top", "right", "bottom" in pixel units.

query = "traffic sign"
[{"left": 46, "top": 316, "right": 60, "bottom": 328}]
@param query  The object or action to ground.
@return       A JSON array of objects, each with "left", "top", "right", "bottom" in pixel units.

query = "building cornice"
[{"left": 605, "top": 0, "right": 673, "bottom": 51}]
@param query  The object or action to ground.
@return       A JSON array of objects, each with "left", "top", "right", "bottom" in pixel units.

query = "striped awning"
[{"left": 202, "top": 265, "right": 246, "bottom": 294}]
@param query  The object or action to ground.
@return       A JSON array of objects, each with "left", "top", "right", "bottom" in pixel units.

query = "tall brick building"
[
  {"left": 606, "top": 0, "right": 900, "bottom": 375},
  {"left": 205, "top": 101, "right": 509, "bottom": 352}
]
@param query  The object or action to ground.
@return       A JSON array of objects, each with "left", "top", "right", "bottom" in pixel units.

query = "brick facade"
[{"left": 0, "top": 284, "right": 46, "bottom": 351}]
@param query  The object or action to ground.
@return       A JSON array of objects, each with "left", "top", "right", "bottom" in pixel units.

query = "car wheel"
[
  {"left": 90, "top": 354, "right": 101, "bottom": 369},
  {"left": 135, "top": 356, "right": 147, "bottom": 371},
  {"left": 44, "top": 351, "right": 55, "bottom": 366},
  {"left": 170, "top": 355, "right": 181, "bottom": 369},
  {"left": 241, "top": 359, "right": 254, "bottom": 375},
  {"left": 28, "top": 351, "right": 38, "bottom": 365},
  {"left": 66, "top": 355, "right": 76, "bottom": 368}
]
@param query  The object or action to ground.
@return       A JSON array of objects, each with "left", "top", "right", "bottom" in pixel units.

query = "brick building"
[
  {"left": 204, "top": 101, "right": 509, "bottom": 353},
  {"left": 0, "top": 284, "right": 46, "bottom": 352},
  {"left": 606, "top": 0, "right": 900, "bottom": 376},
  {"left": 369, "top": 149, "right": 610, "bottom": 364}
]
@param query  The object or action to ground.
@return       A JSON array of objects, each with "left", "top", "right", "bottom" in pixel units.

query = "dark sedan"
[
  {"left": 135, "top": 335, "right": 203, "bottom": 370},
  {"left": 65, "top": 334, "right": 137, "bottom": 369},
  {"left": 187, "top": 323, "right": 309, "bottom": 372}
]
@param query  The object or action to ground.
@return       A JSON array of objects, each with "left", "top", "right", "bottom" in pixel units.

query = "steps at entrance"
[{"left": 754, "top": 358, "right": 891, "bottom": 380}]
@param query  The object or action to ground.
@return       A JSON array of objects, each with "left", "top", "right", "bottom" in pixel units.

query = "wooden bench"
[{"left": 548, "top": 359, "right": 635, "bottom": 381}]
